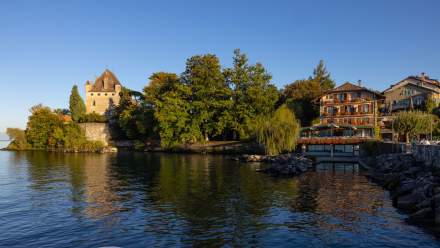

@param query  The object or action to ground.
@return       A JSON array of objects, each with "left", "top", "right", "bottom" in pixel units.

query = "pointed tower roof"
[{"left": 90, "top": 69, "right": 121, "bottom": 92}]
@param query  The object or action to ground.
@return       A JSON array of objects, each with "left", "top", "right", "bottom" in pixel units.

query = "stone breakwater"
[
  {"left": 366, "top": 153, "right": 440, "bottom": 225},
  {"left": 238, "top": 154, "right": 313, "bottom": 176}
]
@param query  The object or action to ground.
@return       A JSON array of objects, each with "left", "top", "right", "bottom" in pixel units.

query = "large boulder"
[{"left": 259, "top": 156, "right": 312, "bottom": 177}]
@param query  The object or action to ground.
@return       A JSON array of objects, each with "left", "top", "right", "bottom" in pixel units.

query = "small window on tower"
[
  {"left": 97, "top": 93, "right": 101, "bottom": 96},
  {"left": 93, "top": 101, "right": 96, "bottom": 106},
  {"left": 91, "top": 93, "right": 94, "bottom": 96},
  {"left": 112, "top": 93, "right": 115, "bottom": 96},
  {"left": 105, "top": 93, "right": 108, "bottom": 96}
]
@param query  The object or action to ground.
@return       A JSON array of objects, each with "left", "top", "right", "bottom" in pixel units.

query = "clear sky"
[{"left": 0, "top": 0, "right": 439, "bottom": 131}]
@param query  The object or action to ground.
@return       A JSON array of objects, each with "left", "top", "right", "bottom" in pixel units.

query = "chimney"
[
  {"left": 103, "top": 78, "right": 109, "bottom": 90},
  {"left": 357, "top": 80, "right": 362, "bottom": 87},
  {"left": 420, "top": 72, "right": 427, "bottom": 80}
]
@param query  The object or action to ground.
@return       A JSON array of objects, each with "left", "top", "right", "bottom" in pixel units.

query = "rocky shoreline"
[
  {"left": 237, "top": 154, "right": 313, "bottom": 177},
  {"left": 365, "top": 153, "right": 440, "bottom": 225}
]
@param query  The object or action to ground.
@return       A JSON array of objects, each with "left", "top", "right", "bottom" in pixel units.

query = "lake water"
[{"left": 0, "top": 151, "right": 439, "bottom": 248}]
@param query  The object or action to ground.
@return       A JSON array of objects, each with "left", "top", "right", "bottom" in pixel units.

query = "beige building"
[
  {"left": 382, "top": 73, "right": 440, "bottom": 112},
  {"left": 85, "top": 69, "right": 122, "bottom": 115}
]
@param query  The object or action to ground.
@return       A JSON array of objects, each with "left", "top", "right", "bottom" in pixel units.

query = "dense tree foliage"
[
  {"left": 139, "top": 51, "right": 281, "bottom": 147},
  {"left": 255, "top": 104, "right": 300, "bottom": 155},
  {"left": 19, "top": 49, "right": 321, "bottom": 151},
  {"left": 182, "top": 54, "right": 232, "bottom": 141},
  {"left": 224, "top": 49, "right": 279, "bottom": 139},
  {"left": 24, "top": 104, "right": 103, "bottom": 151},
  {"left": 69, "top": 85, "right": 86, "bottom": 122},
  {"left": 424, "top": 95, "right": 438, "bottom": 114},
  {"left": 392, "top": 111, "right": 434, "bottom": 143},
  {"left": 26, "top": 104, "right": 64, "bottom": 148},
  {"left": 312, "top": 59, "right": 335, "bottom": 90},
  {"left": 283, "top": 60, "right": 334, "bottom": 126},
  {"left": 113, "top": 87, "right": 155, "bottom": 140},
  {"left": 6, "top": 128, "right": 29, "bottom": 150},
  {"left": 144, "top": 72, "right": 196, "bottom": 147},
  {"left": 284, "top": 80, "right": 321, "bottom": 126}
]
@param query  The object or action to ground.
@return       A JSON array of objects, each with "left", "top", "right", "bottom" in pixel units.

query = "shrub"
[
  {"left": 133, "top": 140, "right": 145, "bottom": 151},
  {"left": 24, "top": 104, "right": 106, "bottom": 152},
  {"left": 6, "top": 128, "right": 29, "bottom": 150},
  {"left": 78, "top": 113, "right": 107, "bottom": 123}
]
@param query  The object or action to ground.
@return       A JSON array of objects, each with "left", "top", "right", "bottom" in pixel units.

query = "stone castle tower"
[{"left": 85, "top": 69, "right": 122, "bottom": 115}]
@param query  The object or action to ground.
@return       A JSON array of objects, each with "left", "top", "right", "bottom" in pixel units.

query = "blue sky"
[{"left": 0, "top": 0, "right": 439, "bottom": 131}]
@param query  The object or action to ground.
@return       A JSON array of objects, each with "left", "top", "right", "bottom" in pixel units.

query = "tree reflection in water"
[{"left": 2, "top": 151, "right": 437, "bottom": 247}]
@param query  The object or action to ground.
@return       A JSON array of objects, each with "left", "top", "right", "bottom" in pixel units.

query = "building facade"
[
  {"left": 85, "top": 69, "right": 122, "bottom": 115},
  {"left": 317, "top": 82, "right": 385, "bottom": 137},
  {"left": 382, "top": 73, "right": 440, "bottom": 113}
]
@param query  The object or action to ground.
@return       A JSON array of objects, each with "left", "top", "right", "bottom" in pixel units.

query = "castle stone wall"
[
  {"left": 85, "top": 87, "right": 121, "bottom": 115},
  {"left": 79, "top": 123, "right": 111, "bottom": 146}
]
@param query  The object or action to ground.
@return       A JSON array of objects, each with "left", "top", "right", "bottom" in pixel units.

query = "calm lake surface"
[{"left": 0, "top": 151, "right": 439, "bottom": 248}]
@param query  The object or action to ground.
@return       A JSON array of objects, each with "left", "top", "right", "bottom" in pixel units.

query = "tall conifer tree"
[{"left": 69, "top": 85, "right": 86, "bottom": 122}]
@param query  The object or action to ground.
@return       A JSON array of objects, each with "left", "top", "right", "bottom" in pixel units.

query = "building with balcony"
[
  {"left": 382, "top": 73, "right": 440, "bottom": 113},
  {"left": 299, "top": 82, "right": 385, "bottom": 160},
  {"left": 303, "top": 82, "right": 385, "bottom": 138}
]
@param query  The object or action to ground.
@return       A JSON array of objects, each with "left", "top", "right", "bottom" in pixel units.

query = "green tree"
[
  {"left": 284, "top": 79, "right": 321, "bottom": 126},
  {"left": 69, "top": 85, "right": 86, "bottom": 122},
  {"left": 311, "top": 59, "right": 335, "bottom": 90},
  {"left": 6, "top": 128, "right": 29, "bottom": 150},
  {"left": 255, "top": 104, "right": 300, "bottom": 155},
  {"left": 224, "top": 49, "right": 279, "bottom": 139},
  {"left": 113, "top": 87, "right": 155, "bottom": 140},
  {"left": 25, "top": 104, "right": 63, "bottom": 148},
  {"left": 23, "top": 104, "right": 103, "bottom": 151},
  {"left": 424, "top": 95, "right": 438, "bottom": 114},
  {"left": 283, "top": 60, "right": 334, "bottom": 126},
  {"left": 145, "top": 72, "right": 199, "bottom": 147},
  {"left": 182, "top": 54, "right": 232, "bottom": 141},
  {"left": 392, "top": 111, "right": 433, "bottom": 143}
]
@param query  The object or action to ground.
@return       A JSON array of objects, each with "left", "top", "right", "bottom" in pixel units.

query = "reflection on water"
[{"left": 0, "top": 151, "right": 439, "bottom": 247}]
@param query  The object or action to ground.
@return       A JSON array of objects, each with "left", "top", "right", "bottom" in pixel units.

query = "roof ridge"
[{"left": 88, "top": 69, "right": 121, "bottom": 92}]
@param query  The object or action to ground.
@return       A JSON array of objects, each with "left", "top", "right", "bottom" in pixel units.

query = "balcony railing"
[
  {"left": 322, "top": 98, "right": 373, "bottom": 105},
  {"left": 322, "top": 111, "right": 373, "bottom": 117},
  {"left": 321, "top": 119, "right": 372, "bottom": 126}
]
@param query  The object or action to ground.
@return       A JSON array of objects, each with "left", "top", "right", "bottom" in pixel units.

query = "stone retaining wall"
[
  {"left": 412, "top": 144, "right": 440, "bottom": 168},
  {"left": 79, "top": 123, "right": 111, "bottom": 146}
]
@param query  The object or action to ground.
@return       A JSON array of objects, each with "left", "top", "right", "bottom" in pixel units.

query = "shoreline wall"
[
  {"left": 79, "top": 123, "right": 111, "bottom": 146},
  {"left": 412, "top": 144, "right": 440, "bottom": 168},
  {"left": 362, "top": 142, "right": 440, "bottom": 225}
]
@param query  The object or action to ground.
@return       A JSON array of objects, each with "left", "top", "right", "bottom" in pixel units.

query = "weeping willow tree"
[{"left": 255, "top": 104, "right": 300, "bottom": 155}]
